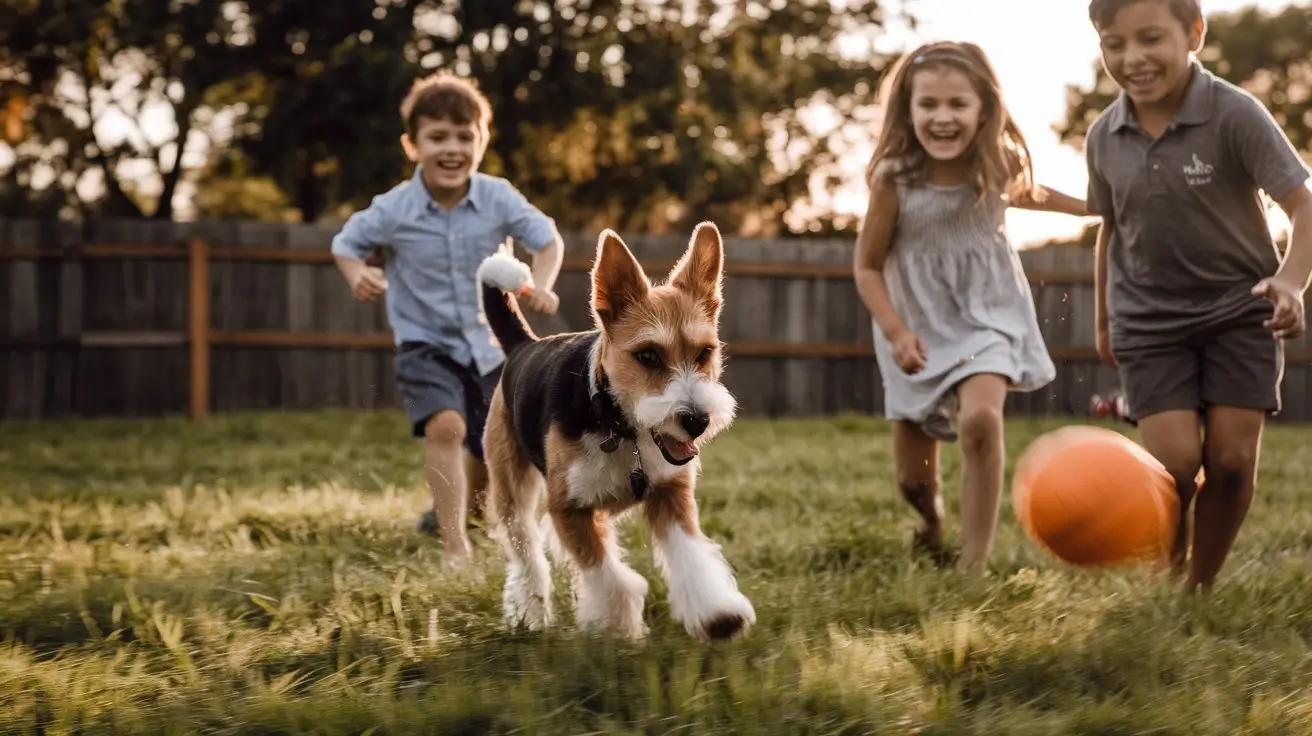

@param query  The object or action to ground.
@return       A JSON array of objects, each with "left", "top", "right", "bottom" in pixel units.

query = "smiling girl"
[{"left": 853, "top": 41, "right": 1089, "bottom": 570}]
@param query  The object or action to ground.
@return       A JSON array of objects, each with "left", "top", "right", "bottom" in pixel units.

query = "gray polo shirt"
[{"left": 1086, "top": 61, "right": 1311, "bottom": 348}]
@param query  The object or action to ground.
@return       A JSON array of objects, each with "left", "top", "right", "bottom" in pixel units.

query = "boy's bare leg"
[
  {"left": 1191, "top": 405, "right": 1264, "bottom": 592},
  {"left": 465, "top": 451, "right": 489, "bottom": 524},
  {"left": 418, "top": 450, "right": 488, "bottom": 532},
  {"left": 425, "top": 409, "right": 472, "bottom": 563},
  {"left": 1135, "top": 410, "right": 1203, "bottom": 577}
]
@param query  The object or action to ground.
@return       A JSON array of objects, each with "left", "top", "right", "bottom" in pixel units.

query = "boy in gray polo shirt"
[
  {"left": 332, "top": 72, "right": 564, "bottom": 565},
  {"left": 1085, "top": 0, "right": 1312, "bottom": 591}
]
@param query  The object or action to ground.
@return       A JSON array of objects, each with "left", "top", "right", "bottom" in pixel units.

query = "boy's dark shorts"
[
  {"left": 1113, "top": 316, "right": 1284, "bottom": 423},
  {"left": 394, "top": 341, "right": 502, "bottom": 460}
]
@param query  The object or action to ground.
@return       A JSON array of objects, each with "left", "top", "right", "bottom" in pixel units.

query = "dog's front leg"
[
  {"left": 645, "top": 474, "right": 755, "bottom": 642},
  {"left": 550, "top": 501, "right": 649, "bottom": 640}
]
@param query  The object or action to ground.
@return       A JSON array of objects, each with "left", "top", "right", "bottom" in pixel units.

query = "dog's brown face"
[{"left": 590, "top": 222, "right": 737, "bottom": 467}]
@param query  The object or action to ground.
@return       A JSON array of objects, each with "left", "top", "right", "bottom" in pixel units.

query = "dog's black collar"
[
  {"left": 590, "top": 370, "right": 638, "bottom": 453},
  {"left": 588, "top": 368, "right": 650, "bottom": 501}
]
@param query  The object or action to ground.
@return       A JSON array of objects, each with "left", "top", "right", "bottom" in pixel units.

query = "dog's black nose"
[{"left": 678, "top": 410, "right": 711, "bottom": 439}]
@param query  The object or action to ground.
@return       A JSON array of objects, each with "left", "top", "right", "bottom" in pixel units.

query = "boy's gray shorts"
[
  {"left": 394, "top": 341, "right": 502, "bottom": 460},
  {"left": 1113, "top": 313, "right": 1284, "bottom": 423}
]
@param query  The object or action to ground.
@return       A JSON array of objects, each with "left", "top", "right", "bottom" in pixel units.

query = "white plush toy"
[
  {"left": 477, "top": 249, "right": 535, "bottom": 296},
  {"left": 476, "top": 248, "right": 535, "bottom": 325}
]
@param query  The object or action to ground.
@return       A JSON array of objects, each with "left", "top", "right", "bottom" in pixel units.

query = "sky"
[{"left": 859, "top": 0, "right": 1303, "bottom": 247}]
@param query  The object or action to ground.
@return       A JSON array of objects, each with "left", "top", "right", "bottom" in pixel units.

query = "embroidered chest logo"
[{"left": 1182, "top": 153, "right": 1214, "bottom": 186}]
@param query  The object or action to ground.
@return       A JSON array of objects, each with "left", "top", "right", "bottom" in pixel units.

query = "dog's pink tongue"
[{"left": 665, "top": 438, "right": 698, "bottom": 462}]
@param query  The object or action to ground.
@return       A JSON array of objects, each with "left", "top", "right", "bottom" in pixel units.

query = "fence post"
[{"left": 188, "top": 237, "right": 211, "bottom": 421}]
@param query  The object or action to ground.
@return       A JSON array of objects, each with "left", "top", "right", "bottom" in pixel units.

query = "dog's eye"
[
  {"left": 696, "top": 347, "right": 714, "bottom": 365},
  {"left": 633, "top": 348, "right": 663, "bottom": 369}
]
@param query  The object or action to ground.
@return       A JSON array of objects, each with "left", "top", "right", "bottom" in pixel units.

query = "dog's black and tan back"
[
  {"left": 478, "top": 222, "right": 755, "bottom": 643},
  {"left": 494, "top": 331, "right": 598, "bottom": 474}
]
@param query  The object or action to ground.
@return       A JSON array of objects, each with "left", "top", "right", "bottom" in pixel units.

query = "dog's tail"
[{"left": 477, "top": 249, "right": 538, "bottom": 354}]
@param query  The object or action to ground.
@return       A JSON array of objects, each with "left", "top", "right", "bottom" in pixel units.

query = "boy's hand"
[
  {"left": 351, "top": 266, "right": 387, "bottom": 302},
  {"left": 1253, "top": 276, "right": 1306, "bottom": 339},
  {"left": 1095, "top": 324, "right": 1117, "bottom": 368},
  {"left": 890, "top": 328, "right": 928, "bottom": 375},
  {"left": 524, "top": 288, "right": 560, "bottom": 315}
]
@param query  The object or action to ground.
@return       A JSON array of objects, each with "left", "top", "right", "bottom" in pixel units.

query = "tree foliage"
[
  {"left": 1056, "top": 4, "right": 1312, "bottom": 155},
  {"left": 1, "top": 0, "right": 256, "bottom": 218},
  {"left": 2, "top": 0, "right": 900, "bottom": 236},
  {"left": 216, "top": 0, "right": 899, "bottom": 235}
]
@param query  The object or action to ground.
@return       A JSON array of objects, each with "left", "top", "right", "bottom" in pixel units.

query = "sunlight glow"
[{"left": 851, "top": 0, "right": 1303, "bottom": 246}]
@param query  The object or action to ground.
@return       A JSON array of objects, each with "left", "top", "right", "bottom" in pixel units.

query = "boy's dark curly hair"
[{"left": 1088, "top": 0, "right": 1203, "bottom": 30}]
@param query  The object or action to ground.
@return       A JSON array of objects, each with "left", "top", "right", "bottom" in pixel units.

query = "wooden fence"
[{"left": 3, "top": 217, "right": 1311, "bottom": 423}]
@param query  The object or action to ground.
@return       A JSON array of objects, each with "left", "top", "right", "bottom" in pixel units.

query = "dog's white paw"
[
  {"left": 680, "top": 590, "right": 756, "bottom": 642},
  {"left": 575, "top": 562, "right": 649, "bottom": 640},
  {"left": 654, "top": 526, "right": 755, "bottom": 642},
  {"left": 501, "top": 562, "right": 554, "bottom": 632}
]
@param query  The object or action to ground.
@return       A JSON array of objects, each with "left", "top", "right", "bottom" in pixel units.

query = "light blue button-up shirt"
[{"left": 330, "top": 168, "right": 557, "bottom": 376}]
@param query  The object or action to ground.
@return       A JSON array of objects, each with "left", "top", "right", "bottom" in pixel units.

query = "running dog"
[{"left": 476, "top": 221, "right": 755, "bottom": 642}]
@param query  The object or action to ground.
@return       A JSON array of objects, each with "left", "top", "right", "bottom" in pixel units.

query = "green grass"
[{"left": 3, "top": 410, "right": 1312, "bottom": 735}]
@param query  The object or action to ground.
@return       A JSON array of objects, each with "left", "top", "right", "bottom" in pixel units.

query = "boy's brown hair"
[
  {"left": 399, "top": 71, "right": 493, "bottom": 143},
  {"left": 1088, "top": 0, "right": 1203, "bottom": 30}
]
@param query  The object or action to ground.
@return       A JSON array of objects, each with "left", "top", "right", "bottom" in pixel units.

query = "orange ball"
[{"left": 1011, "top": 425, "right": 1179, "bottom": 568}]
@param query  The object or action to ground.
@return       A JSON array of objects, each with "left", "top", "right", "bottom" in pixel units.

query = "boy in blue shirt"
[
  {"left": 1085, "top": 0, "right": 1312, "bottom": 591},
  {"left": 332, "top": 71, "right": 564, "bottom": 566}
]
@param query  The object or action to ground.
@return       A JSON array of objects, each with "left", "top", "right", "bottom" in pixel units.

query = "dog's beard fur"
[
  {"left": 591, "top": 225, "right": 737, "bottom": 467},
  {"left": 631, "top": 367, "right": 737, "bottom": 446}
]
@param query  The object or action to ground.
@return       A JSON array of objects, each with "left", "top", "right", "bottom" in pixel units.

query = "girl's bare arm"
[{"left": 853, "top": 174, "right": 910, "bottom": 341}]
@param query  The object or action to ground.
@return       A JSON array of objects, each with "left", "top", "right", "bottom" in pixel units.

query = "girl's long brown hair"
[{"left": 865, "top": 41, "right": 1040, "bottom": 204}]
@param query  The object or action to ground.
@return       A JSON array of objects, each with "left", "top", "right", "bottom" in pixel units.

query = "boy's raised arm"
[{"left": 501, "top": 182, "right": 564, "bottom": 313}]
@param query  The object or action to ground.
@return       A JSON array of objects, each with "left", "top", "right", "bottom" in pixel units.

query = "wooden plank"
[
  {"left": 285, "top": 224, "right": 322, "bottom": 333},
  {"left": 189, "top": 238, "right": 211, "bottom": 421},
  {"left": 0, "top": 335, "right": 182, "bottom": 348},
  {"left": 209, "top": 330, "right": 395, "bottom": 349},
  {"left": 75, "top": 346, "right": 190, "bottom": 418},
  {"left": 81, "top": 330, "right": 186, "bottom": 347}
]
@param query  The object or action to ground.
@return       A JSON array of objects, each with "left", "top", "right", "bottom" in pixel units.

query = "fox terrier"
[{"left": 475, "top": 222, "right": 755, "bottom": 642}]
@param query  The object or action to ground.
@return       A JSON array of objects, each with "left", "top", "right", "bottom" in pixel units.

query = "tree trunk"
[
  {"left": 295, "top": 156, "right": 323, "bottom": 223},
  {"left": 152, "top": 103, "right": 195, "bottom": 221}
]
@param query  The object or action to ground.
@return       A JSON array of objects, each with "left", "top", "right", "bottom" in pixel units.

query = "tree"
[
  {"left": 0, "top": 0, "right": 255, "bottom": 218},
  {"left": 201, "top": 1, "right": 426, "bottom": 223},
  {"left": 2, "top": 0, "right": 905, "bottom": 235},
  {"left": 439, "top": 0, "right": 899, "bottom": 237},
  {"left": 218, "top": 0, "right": 902, "bottom": 235}
]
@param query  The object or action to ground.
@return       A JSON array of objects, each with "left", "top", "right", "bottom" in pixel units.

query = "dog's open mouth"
[{"left": 652, "top": 430, "right": 698, "bottom": 466}]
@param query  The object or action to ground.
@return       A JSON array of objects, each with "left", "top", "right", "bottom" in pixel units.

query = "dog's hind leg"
[{"left": 484, "top": 392, "right": 554, "bottom": 632}]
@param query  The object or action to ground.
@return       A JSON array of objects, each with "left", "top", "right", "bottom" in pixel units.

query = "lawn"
[{"left": 3, "top": 410, "right": 1312, "bottom": 735}]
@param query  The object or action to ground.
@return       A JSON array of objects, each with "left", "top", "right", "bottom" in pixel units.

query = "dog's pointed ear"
[
  {"left": 669, "top": 221, "right": 724, "bottom": 319},
  {"left": 592, "top": 229, "right": 650, "bottom": 329}
]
